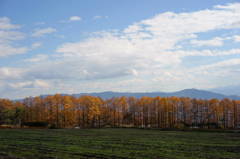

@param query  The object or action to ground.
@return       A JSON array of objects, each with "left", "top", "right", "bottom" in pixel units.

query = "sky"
[{"left": 1, "top": 0, "right": 240, "bottom": 99}]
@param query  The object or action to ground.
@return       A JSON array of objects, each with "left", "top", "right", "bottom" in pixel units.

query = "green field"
[{"left": 0, "top": 129, "right": 240, "bottom": 159}]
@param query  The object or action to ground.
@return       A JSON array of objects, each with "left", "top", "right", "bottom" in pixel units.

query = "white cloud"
[
  {"left": 144, "top": 5, "right": 239, "bottom": 33},
  {"left": 34, "top": 22, "right": 45, "bottom": 25},
  {"left": 0, "top": 44, "right": 28, "bottom": 57},
  {"left": 0, "top": 67, "right": 25, "bottom": 80},
  {"left": 214, "top": 3, "right": 240, "bottom": 10},
  {"left": 2, "top": 3, "right": 240, "bottom": 98},
  {"left": 32, "top": 27, "right": 56, "bottom": 37},
  {"left": 54, "top": 3, "right": 240, "bottom": 82},
  {"left": 0, "top": 30, "right": 25, "bottom": 43},
  {"left": 0, "top": 17, "right": 20, "bottom": 30},
  {"left": 128, "top": 69, "right": 139, "bottom": 76},
  {"left": 185, "top": 58, "right": 240, "bottom": 89},
  {"left": 55, "top": 34, "right": 181, "bottom": 81},
  {"left": 93, "top": 16, "right": 108, "bottom": 20},
  {"left": 34, "top": 80, "right": 50, "bottom": 88},
  {"left": 190, "top": 37, "right": 224, "bottom": 47},
  {"left": 197, "top": 58, "right": 240, "bottom": 70},
  {"left": 0, "top": 17, "right": 28, "bottom": 57},
  {"left": 31, "top": 42, "right": 42, "bottom": 49},
  {"left": 8, "top": 80, "right": 50, "bottom": 89},
  {"left": 123, "top": 24, "right": 142, "bottom": 33},
  {"left": 0, "top": 30, "right": 27, "bottom": 56},
  {"left": 69, "top": 16, "right": 82, "bottom": 21},
  {"left": 24, "top": 54, "right": 48, "bottom": 62},
  {"left": 52, "top": 3, "right": 240, "bottom": 85},
  {"left": 234, "top": 35, "right": 240, "bottom": 42},
  {"left": 171, "top": 48, "right": 240, "bottom": 57}
]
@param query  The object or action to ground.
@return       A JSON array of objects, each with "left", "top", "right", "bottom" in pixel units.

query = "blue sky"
[{"left": 0, "top": 0, "right": 240, "bottom": 99}]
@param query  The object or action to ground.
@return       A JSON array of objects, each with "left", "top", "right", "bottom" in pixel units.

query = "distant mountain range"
[
  {"left": 210, "top": 85, "right": 240, "bottom": 96},
  {"left": 56, "top": 88, "right": 240, "bottom": 100}
]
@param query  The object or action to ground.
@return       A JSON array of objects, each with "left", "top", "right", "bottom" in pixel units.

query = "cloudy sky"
[{"left": 1, "top": 0, "right": 240, "bottom": 99}]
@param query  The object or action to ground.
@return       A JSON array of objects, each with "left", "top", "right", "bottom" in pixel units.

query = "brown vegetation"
[{"left": 0, "top": 95, "right": 240, "bottom": 129}]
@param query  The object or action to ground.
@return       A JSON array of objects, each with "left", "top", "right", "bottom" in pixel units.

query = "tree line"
[{"left": 0, "top": 95, "right": 240, "bottom": 129}]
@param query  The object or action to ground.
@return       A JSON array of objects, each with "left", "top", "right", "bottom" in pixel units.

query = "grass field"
[{"left": 0, "top": 128, "right": 240, "bottom": 159}]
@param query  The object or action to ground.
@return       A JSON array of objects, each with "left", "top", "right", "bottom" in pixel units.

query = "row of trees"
[{"left": 0, "top": 95, "right": 240, "bottom": 129}]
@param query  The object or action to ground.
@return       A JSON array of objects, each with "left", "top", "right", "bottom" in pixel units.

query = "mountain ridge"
[
  {"left": 21, "top": 89, "right": 239, "bottom": 101},
  {"left": 210, "top": 85, "right": 240, "bottom": 96},
  {"left": 65, "top": 88, "right": 240, "bottom": 100}
]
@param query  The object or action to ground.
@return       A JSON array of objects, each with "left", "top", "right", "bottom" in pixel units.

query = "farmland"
[{"left": 0, "top": 128, "right": 240, "bottom": 159}]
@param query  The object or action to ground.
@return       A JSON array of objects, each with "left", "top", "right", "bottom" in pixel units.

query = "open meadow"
[{"left": 0, "top": 128, "right": 240, "bottom": 159}]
